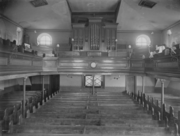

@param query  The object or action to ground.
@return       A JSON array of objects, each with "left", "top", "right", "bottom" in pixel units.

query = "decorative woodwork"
[
  {"left": 72, "top": 18, "right": 118, "bottom": 52},
  {"left": 87, "top": 52, "right": 102, "bottom": 57},
  {"left": 89, "top": 19, "right": 101, "bottom": 50},
  {"left": 72, "top": 24, "right": 85, "bottom": 51},
  {"left": 0, "top": 50, "right": 42, "bottom": 75},
  {"left": 103, "top": 23, "right": 117, "bottom": 51},
  {"left": 1, "top": 50, "right": 180, "bottom": 80}
]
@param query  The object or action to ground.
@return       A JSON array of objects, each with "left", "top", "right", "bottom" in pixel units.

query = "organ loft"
[{"left": 0, "top": 0, "right": 180, "bottom": 136}]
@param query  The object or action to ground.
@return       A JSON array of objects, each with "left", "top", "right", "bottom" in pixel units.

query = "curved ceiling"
[
  {"left": 1, "top": 0, "right": 180, "bottom": 31},
  {"left": 67, "top": 0, "right": 119, "bottom": 12},
  {"left": 117, "top": 0, "right": 180, "bottom": 31},
  {"left": 2, "top": 0, "right": 71, "bottom": 29}
]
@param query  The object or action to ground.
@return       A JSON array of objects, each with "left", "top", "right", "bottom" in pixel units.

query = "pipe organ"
[{"left": 72, "top": 18, "right": 118, "bottom": 52}]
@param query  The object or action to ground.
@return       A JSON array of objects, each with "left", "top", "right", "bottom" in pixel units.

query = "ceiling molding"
[
  {"left": 66, "top": 0, "right": 72, "bottom": 14},
  {"left": 164, "top": 20, "right": 180, "bottom": 31},
  {"left": 115, "top": 0, "right": 121, "bottom": 22},
  {"left": 0, "top": 14, "right": 22, "bottom": 28},
  {"left": 117, "top": 30, "right": 162, "bottom": 33},
  {"left": 25, "top": 29, "right": 72, "bottom": 33}
]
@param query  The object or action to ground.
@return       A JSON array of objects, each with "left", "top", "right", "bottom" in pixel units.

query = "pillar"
[
  {"left": 23, "top": 77, "right": 27, "bottom": 118},
  {"left": 161, "top": 79, "right": 165, "bottom": 120},
  {"left": 134, "top": 76, "right": 137, "bottom": 94},
  {"left": 42, "top": 75, "right": 45, "bottom": 100},
  {"left": 92, "top": 75, "right": 95, "bottom": 95},
  {"left": 142, "top": 76, "right": 145, "bottom": 94}
]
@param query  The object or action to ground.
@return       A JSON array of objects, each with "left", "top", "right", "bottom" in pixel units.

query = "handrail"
[{"left": 0, "top": 50, "right": 42, "bottom": 60}]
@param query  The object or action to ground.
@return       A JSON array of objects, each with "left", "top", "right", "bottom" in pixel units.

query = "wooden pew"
[{"left": 128, "top": 91, "right": 180, "bottom": 135}]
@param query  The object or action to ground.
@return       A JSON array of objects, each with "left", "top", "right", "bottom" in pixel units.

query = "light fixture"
[
  {"left": 167, "top": 30, "right": 172, "bottom": 35},
  {"left": 128, "top": 45, "right": 132, "bottom": 48},
  {"left": 72, "top": 38, "right": 74, "bottom": 42},
  {"left": 57, "top": 44, "right": 60, "bottom": 47},
  {"left": 115, "top": 39, "right": 118, "bottom": 42}
]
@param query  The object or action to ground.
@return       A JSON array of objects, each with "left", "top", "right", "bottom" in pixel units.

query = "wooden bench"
[{"left": 0, "top": 90, "right": 50, "bottom": 135}]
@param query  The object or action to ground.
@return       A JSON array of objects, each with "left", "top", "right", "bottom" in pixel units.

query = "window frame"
[
  {"left": 85, "top": 75, "right": 102, "bottom": 88},
  {"left": 136, "top": 35, "right": 151, "bottom": 47},
  {"left": 37, "top": 33, "right": 52, "bottom": 46}
]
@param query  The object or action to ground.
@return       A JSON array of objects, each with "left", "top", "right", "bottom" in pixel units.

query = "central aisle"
[{"left": 5, "top": 89, "right": 169, "bottom": 136}]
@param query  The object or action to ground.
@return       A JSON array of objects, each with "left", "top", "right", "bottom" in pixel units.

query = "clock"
[{"left": 91, "top": 62, "right": 97, "bottom": 68}]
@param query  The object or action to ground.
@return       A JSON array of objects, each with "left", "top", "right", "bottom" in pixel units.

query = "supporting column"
[
  {"left": 161, "top": 79, "right": 165, "bottom": 120},
  {"left": 42, "top": 75, "right": 45, "bottom": 104},
  {"left": 23, "top": 77, "right": 27, "bottom": 118},
  {"left": 134, "top": 76, "right": 137, "bottom": 94},
  {"left": 142, "top": 76, "right": 145, "bottom": 94},
  {"left": 92, "top": 75, "right": 95, "bottom": 95}
]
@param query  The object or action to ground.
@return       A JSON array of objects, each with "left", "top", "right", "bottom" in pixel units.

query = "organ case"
[{"left": 72, "top": 18, "right": 118, "bottom": 52}]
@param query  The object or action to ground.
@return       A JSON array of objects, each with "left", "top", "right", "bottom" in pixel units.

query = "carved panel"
[
  {"left": 59, "top": 52, "right": 80, "bottom": 57},
  {"left": 59, "top": 63, "right": 88, "bottom": 67},
  {"left": 87, "top": 52, "right": 102, "bottom": 57},
  {"left": 43, "top": 61, "right": 56, "bottom": 68},
  {"left": 108, "top": 52, "right": 128, "bottom": 57},
  {"left": 99, "top": 63, "right": 128, "bottom": 68},
  {"left": 131, "top": 62, "right": 144, "bottom": 68},
  {"left": 156, "top": 62, "right": 179, "bottom": 68},
  {"left": 33, "top": 61, "right": 43, "bottom": 67},
  {"left": 10, "top": 59, "right": 31, "bottom": 66}
]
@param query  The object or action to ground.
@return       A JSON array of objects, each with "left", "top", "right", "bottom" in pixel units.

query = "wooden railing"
[
  {"left": 127, "top": 91, "right": 180, "bottom": 136},
  {"left": 0, "top": 50, "right": 43, "bottom": 75},
  {"left": 0, "top": 50, "right": 180, "bottom": 78},
  {"left": 130, "top": 55, "right": 180, "bottom": 77}
]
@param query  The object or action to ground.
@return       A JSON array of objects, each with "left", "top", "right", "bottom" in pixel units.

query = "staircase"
[{"left": 4, "top": 90, "right": 170, "bottom": 136}]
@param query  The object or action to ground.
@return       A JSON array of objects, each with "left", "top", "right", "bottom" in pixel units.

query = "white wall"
[
  {"left": 0, "top": 17, "right": 23, "bottom": 44},
  {"left": 163, "top": 23, "right": 180, "bottom": 47},
  {"left": 117, "top": 31, "right": 162, "bottom": 48},
  {"left": 105, "top": 75, "right": 125, "bottom": 87},
  {"left": 60, "top": 75, "right": 82, "bottom": 87},
  {"left": 166, "top": 81, "right": 180, "bottom": 96},
  {"left": 136, "top": 76, "right": 155, "bottom": 93},
  {"left": 136, "top": 76, "right": 155, "bottom": 86},
  {"left": 0, "top": 79, "right": 19, "bottom": 90}
]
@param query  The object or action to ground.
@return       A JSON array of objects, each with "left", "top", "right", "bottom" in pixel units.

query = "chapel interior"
[{"left": 0, "top": 0, "right": 180, "bottom": 136}]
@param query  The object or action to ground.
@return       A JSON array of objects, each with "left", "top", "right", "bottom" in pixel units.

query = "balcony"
[{"left": 0, "top": 50, "right": 180, "bottom": 80}]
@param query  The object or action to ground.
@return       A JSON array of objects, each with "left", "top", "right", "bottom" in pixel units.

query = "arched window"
[
  {"left": 37, "top": 33, "right": 52, "bottom": 46},
  {"left": 136, "top": 35, "right": 151, "bottom": 46}
]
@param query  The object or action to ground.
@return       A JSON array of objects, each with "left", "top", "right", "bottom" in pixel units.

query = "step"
[
  {"left": 38, "top": 107, "right": 144, "bottom": 114},
  {"left": 4, "top": 133, "right": 171, "bottom": 136},
  {"left": 13, "top": 125, "right": 83, "bottom": 134},
  {"left": 12, "top": 124, "right": 167, "bottom": 135},
  {"left": 85, "top": 126, "right": 167, "bottom": 135},
  {"left": 37, "top": 105, "right": 140, "bottom": 111},
  {"left": 24, "top": 118, "right": 159, "bottom": 127}
]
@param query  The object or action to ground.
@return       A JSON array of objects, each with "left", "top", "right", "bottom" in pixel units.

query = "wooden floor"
[{"left": 4, "top": 90, "right": 170, "bottom": 136}]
